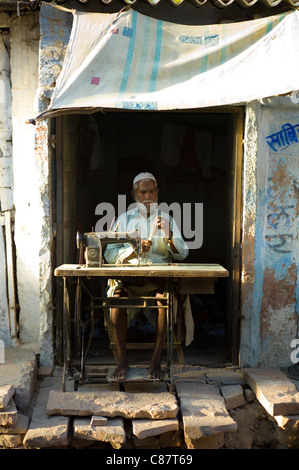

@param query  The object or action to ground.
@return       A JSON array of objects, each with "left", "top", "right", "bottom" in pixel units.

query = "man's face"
[{"left": 132, "top": 179, "right": 159, "bottom": 211}]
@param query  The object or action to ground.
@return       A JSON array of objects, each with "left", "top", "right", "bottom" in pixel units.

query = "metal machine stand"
[{"left": 61, "top": 276, "right": 175, "bottom": 392}]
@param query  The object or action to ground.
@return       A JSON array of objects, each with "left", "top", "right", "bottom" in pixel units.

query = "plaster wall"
[
  {"left": 10, "top": 12, "right": 41, "bottom": 346},
  {"left": 0, "top": 22, "right": 12, "bottom": 346},
  {"left": 240, "top": 98, "right": 299, "bottom": 367}
]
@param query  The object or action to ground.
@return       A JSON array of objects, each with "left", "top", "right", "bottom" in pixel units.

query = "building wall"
[
  {"left": 241, "top": 98, "right": 299, "bottom": 367},
  {"left": 0, "top": 4, "right": 298, "bottom": 368}
]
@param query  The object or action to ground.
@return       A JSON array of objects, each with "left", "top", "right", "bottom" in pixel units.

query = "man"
[{"left": 105, "top": 172, "right": 189, "bottom": 380}]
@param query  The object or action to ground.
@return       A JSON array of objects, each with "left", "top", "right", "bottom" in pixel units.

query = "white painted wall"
[
  {"left": 0, "top": 24, "right": 12, "bottom": 346},
  {"left": 10, "top": 13, "right": 41, "bottom": 345}
]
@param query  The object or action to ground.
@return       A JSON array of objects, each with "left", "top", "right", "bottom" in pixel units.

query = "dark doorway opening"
[{"left": 53, "top": 108, "right": 243, "bottom": 368}]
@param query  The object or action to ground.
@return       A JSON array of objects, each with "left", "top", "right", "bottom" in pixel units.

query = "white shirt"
[{"left": 104, "top": 206, "right": 189, "bottom": 265}]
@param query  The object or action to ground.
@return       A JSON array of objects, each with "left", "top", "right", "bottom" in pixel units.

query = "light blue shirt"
[{"left": 104, "top": 206, "right": 189, "bottom": 265}]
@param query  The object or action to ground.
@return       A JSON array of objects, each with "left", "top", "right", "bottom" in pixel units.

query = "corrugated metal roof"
[
  {"left": 52, "top": 0, "right": 298, "bottom": 7},
  {"left": 0, "top": 0, "right": 298, "bottom": 9}
]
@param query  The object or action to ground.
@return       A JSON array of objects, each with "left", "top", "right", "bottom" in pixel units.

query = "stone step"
[
  {"left": 47, "top": 390, "right": 178, "bottom": 420},
  {"left": 175, "top": 382, "right": 237, "bottom": 449},
  {"left": 243, "top": 368, "right": 299, "bottom": 416},
  {"left": 23, "top": 376, "right": 72, "bottom": 449}
]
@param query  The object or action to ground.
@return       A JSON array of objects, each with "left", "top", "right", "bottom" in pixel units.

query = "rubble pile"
[{"left": 0, "top": 385, "right": 29, "bottom": 448}]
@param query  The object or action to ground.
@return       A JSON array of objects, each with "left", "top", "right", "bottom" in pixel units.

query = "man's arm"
[
  {"left": 158, "top": 215, "right": 189, "bottom": 260},
  {"left": 104, "top": 216, "right": 135, "bottom": 264}
]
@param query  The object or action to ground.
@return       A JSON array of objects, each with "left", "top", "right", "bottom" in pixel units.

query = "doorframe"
[
  {"left": 52, "top": 107, "right": 244, "bottom": 366},
  {"left": 230, "top": 107, "right": 244, "bottom": 365}
]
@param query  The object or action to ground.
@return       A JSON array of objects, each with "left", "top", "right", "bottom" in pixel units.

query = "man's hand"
[
  {"left": 141, "top": 239, "right": 153, "bottom": 253},
  {"left": 157, "top": 217, "right": 172, "bottom": 239},
  {"left": 157, "top": 217, "right": 179, "bottom": 254}
]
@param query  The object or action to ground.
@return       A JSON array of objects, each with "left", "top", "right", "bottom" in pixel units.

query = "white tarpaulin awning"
[{"left": 38, "top": 8, "right": 299, "bottom": 119}]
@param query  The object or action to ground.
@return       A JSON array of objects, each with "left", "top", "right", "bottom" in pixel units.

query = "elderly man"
[{"left": 105, "top": 172, "right": 189, "bottom": 380}]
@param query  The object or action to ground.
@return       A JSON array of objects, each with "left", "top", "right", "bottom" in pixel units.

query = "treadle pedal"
[
  {"left": 106, "top": 366, "right": 170, "bottom": 383},
  {"left": 106, "top": 298, "right": 146, "bottom": 308}
]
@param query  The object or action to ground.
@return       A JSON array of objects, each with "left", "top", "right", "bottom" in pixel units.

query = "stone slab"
[
  {"left": 74, "top": 417, "right": 125, "bottom": 449},
  {"left": 274, "top": 414, "right": 299, "bottom": 430},
  {"left": 159, "top": 431, "right": 183, "bottom": 448},
  {"left": 185, "top": 432, "right": 224, "bottom": 450},
  {"left": 0, "top": 347, "right": 37, "bottom": 411},
  {"left": 173, "top": 371, "right": 206, "bottom": 384},
  {"left": 90, "top": 415, "right": 108, "bottom": 426},
  {"left": 47, "top": 390, "right": 178, "bottom": 419},
  {"left": 0, "top": 413, "right": 29, "bottom": 434},
  {"left": 205, "top": 368, "right": 245, "bottom": 385},
  {"left": 0, "top": 399, "right": 18, "bottom": 426},
  {"left": 0, "top": 385, "right": 15, "bottom": 409},
  {"left": 134, "top": 435, "right": 160, "bottom": 448},
  {"left": 243, "top": 368, "right": 299, "bottom": 416},
  {"left": 176, "top": 382, "right": 237, "bottom": 440},
  {"left": 221, "top": 384, "right": 246, "bottom": 410},
  {"left": 23, "top": 376, "right": 71, "bottom": 449},
  {"left": 0, "top": 434, "right": 22, "bottom": 448},
  {"left": 132, "top": 418, "right": 179, "bottom": 439}
]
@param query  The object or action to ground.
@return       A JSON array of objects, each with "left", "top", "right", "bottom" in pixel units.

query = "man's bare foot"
[
  {"left": 111, "top": 357, "right": 129, "bottom": 381},
  {"left": 147, "top": 360, "right": 164, "bottom": 381}
]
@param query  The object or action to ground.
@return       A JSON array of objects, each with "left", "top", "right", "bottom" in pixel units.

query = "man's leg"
[
  {"left": 111, "top": 289, "right": 129, "bottom": 380},
  {"left": 148, "top": 292, "right": 167, "bottom": 380}
]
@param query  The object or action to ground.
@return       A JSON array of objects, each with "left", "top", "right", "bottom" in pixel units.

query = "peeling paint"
[
  {"left": 241, "top": 105, "right": 299, "bottom": 368},
  {"left": 261, "top": 264, "right": 297, "bottom": 335}
]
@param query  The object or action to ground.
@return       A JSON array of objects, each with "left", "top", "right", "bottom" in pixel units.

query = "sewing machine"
[{"left": 76, "top": 227, "right": 142, "bottom": 267}]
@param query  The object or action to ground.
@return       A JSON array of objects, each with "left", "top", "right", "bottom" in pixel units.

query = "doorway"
[{"left": 52, "top": 108, "right": 243, "bottom": 367}]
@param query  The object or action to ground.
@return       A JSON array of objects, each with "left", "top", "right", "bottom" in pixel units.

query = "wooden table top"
[{"left": 54, "top": 263, "right": 229, "bottom": 279}]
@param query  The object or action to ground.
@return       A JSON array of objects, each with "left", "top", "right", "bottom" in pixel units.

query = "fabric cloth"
[{"left": 39, "top": 8, "right": 299, "bottom": 119}]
